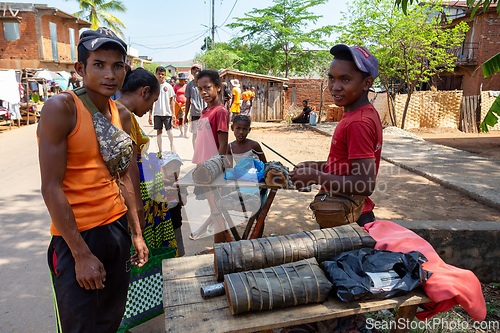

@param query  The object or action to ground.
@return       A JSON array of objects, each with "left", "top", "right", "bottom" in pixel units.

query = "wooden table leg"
[
  {"left": 249, "top": 188, "right": 277, "bottom": 239},
  {"left": 389, "top": 304, "right": 418, "bottom": 333}
]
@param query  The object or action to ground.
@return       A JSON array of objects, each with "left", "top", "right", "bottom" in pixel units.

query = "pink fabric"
[
  {"left": 363, "top": 220, "right": 486, "bottom": 321},
  {"left": 192, "top": 105, "right": 229, "bottom": 164}
]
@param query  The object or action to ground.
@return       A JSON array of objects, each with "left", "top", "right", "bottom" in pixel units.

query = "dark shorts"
[
  {"left": 154, "top": 115, "right": 173, "bottom": 131},
  {"left": 190, "top": 115, "right": 201, "bottom": 133},
  {"left": 48, "top": 216, "right": 131, "bottom": 333}
]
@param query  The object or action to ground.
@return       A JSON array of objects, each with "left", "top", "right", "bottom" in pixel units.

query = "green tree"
[
  {"left": 336, "top": 0, "right": 469, "bottom": 129},
  {"left": 195, "top": 44, "right": 242, "bottom": 71},
  {"left": 227, "top": 39, "right": 281, "bottom": 75},
  {"left": 395, "top": 0, "right": 500, "bottom": 132},
  {"left": 201, "top": 36, "right": 214, "bottom": 51},
  {"left": 142, "top": 62, "right": 163, "bottom": 75},
  {"left": 71, "top": 0, "right": 127, "bottom": 36},
  {"left": 228, "top": 0, "right": 333, "bottom": 78}
]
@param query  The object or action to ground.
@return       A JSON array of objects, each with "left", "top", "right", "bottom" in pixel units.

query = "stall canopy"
[
  {"left": 0, "top": 70, "right": 21, "bottom": 104},
  {"left": 34, "top": 70, "right": 69, "bottom": 91}
]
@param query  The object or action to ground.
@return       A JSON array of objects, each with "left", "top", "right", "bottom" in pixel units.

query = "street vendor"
[{"left": 290, "top": 44, "right": 383, "bottom": 227}]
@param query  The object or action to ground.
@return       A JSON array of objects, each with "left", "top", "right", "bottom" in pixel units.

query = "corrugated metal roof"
[{"left": 219, "top": 69, "right": 288, "bottom": 83}]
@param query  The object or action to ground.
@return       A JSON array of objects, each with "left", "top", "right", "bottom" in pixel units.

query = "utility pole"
[{"left": 211, "top": 0, "right": 215, "bottom": 50}]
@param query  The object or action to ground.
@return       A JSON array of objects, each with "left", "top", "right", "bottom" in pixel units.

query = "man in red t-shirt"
[{"left": 291, "top": 44, "right": 383, "bottom": 226}]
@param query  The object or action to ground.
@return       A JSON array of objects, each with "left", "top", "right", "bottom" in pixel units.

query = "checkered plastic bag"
[{"left": 118, "top": 244, "right": 176, "bottom": 332}]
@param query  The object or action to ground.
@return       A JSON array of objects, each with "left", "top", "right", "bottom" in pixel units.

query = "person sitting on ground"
[
  {"left": 291, "top": 99, "right": 312, "bottom": 123},
  {"left": 290, "top": 44, "right": 383, "bottom": 227}
]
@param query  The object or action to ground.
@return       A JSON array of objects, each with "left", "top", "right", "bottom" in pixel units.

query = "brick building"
[
  {"left": 284, "top": 78, "right": 333, "bottom": 114},
  {"left": 0, "top": 2, "right": 90, "bottom": 72},
  {"left": 432, "top": 1, "right": 500, "bottom": 96}
]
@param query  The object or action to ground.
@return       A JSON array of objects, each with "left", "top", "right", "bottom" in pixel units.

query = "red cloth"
[
  {"left": 363, "top": 220, "right": 486, "bottom": 321},
  {"left": 174, "top": 83, "right": 187, "bottom": 104},
  {"left": 192, "top": 105, "right": 229, "bottom": 164},
  {"left": 324, "top": 104, "right": 383, "bottom": 214}
]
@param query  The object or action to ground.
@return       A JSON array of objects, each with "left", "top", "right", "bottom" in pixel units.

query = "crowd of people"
[{"left": 38, "top": 26, "right": 382, "bottom": 332}]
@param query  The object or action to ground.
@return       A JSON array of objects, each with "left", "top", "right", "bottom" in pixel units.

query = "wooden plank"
[
  {"left": 163, "top": 255, "right": 431, "bottom": 333},
  {"left": 163, "top": 274, "right": 219, "bottom": 308},
  {"left": 390, "top": 304, "right": 418, "bottom": 333},
  {"left": 164, "top": 285, "right": 430, "bottom": 333},
  {"left": 163, "top": 255, "right": 215, "bottom": 280}
]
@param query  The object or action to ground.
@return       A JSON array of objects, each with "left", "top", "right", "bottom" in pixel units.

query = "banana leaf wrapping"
[
  {"left": 214, "top": 223, "right": 375, "bottom": 281},
  {"left": 193, "top": 155, "right": 228, "bottom": 184},
  {"left": 224, "top": 258, "right": 333, "bottom": 315}
]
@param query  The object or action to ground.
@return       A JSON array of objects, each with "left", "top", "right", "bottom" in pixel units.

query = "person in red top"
[
  {"left": 174, "top": 73, "right": 188, "bottom": 138},
  {"left": 291, "top": 44, "right": 383, "bottom": 226}
]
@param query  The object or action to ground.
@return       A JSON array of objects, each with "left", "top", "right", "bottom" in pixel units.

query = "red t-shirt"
[
  {"left": 192, "top": 105, "right": 229, "bottom": 164},
  {"left": 174, "top": 83, "right": 186, "bottom": 104},
  {"left": 324, "top": 104, "right": 383, "bottom": 214}
]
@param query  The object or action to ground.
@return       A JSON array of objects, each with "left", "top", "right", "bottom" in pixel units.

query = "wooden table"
[
  {"left": 176, "top": 170, "right": 296, "bottom": 241},
  {"left": 163, "top": 254, "right": 431, "bottom": 333}
]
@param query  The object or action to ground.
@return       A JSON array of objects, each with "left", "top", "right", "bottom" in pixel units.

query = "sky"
[{"left": 15, "top": 0, "right": 349, "bottom": 63}]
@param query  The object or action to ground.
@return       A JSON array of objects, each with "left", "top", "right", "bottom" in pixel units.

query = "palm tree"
[{"left": 73, "top": 0, "right": 127, "bottom": 37}]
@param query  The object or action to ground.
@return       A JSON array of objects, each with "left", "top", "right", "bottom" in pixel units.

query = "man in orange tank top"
[{"left": 37, "top": 27, "right": 148, "bottom": 333}]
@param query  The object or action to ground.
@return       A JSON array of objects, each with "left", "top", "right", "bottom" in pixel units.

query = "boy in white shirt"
[{"left": 149, "top": 66, "right": 176, "bottom": 152}]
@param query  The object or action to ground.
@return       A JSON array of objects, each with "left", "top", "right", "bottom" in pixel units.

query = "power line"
[
  {"left": 131, "top": 29, "right": 209, "bottom": 50},
  {"left": 219, "top": 0, "right": 239, "bottom": 27},
  {"left": 129, "top": 30, "right": 207, "bottom": 39}
]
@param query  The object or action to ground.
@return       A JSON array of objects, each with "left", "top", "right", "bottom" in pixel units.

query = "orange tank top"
[{"left": 50, "top": 91, "right": 128, "bottom": 235}]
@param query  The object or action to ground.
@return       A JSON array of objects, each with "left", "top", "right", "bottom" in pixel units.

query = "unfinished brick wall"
[
  {"left": 0, "top": 9, "right": 81, "bottom": 70},
  {"left": 450, "top": 10, "right": 500, "bottom": 95},
  {"left": 40, "top": 16, "right": 79, "bottom": 62},
  {"left": 0, "top": 12, "right": 38, "bottom": 64},
  {"left": 284, "top": 78, "right": 334, "bottom": 115}
]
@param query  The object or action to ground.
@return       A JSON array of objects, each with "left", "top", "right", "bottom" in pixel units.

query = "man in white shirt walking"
[{"left": 149, "top": 66, "right": 176, "bottom": 152}]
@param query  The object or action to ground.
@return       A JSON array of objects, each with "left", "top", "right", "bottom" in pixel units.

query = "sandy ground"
[{"left": 249, "top": 126, "right": 500, "bottom": 233}]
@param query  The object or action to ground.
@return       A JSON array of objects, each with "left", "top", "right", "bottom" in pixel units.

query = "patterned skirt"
[{"left": 138, "top": 153, "right": 177, "bottom": 251}]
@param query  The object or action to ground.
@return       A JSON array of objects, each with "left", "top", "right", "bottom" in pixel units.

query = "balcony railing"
[{"left": 446, "top": 42, "right": 479, "bottom": 65}]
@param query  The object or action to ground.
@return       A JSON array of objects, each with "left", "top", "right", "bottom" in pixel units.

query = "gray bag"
[{"left": 74, "top": 87, "right": 133, "bottom": 176}]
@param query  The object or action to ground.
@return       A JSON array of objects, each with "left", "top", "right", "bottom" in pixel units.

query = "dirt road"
[{"left": 250, "top": 126, "right": 500, "bottom": 238}]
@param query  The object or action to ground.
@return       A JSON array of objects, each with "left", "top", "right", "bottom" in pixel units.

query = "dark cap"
[
  {"left": 78, "top": 27, "right": 127, "bottom": 55},
  {"left": 330, "top": 44, "right": 379, "bottom": 79}
]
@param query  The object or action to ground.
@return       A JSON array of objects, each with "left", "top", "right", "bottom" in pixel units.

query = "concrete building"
[{"left": 0, "top": 2, "right": 90, "bottom": 72}]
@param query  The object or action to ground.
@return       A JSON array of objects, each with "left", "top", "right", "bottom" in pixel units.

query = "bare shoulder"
[
  {"left": 116, "top": 102, "right": 132, "bottom": 134},
  {"left": 249, "top": 139, "right": 263, "bottom": 151},
  {"left": 38, "top": 93, "right": 76, "bottom": 136}
]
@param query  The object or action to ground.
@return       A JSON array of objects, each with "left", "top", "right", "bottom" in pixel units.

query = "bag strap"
[{"left": 73, "top": 86, "right": 101, "bottom": 116}]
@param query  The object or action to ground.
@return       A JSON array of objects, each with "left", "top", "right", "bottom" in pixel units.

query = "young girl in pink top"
[
  {"left": 192, "top": 70, "right": 229, "bottom": 164},
  {"left": 191, "top": 70, "right": 229, "bottom": 249}
]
